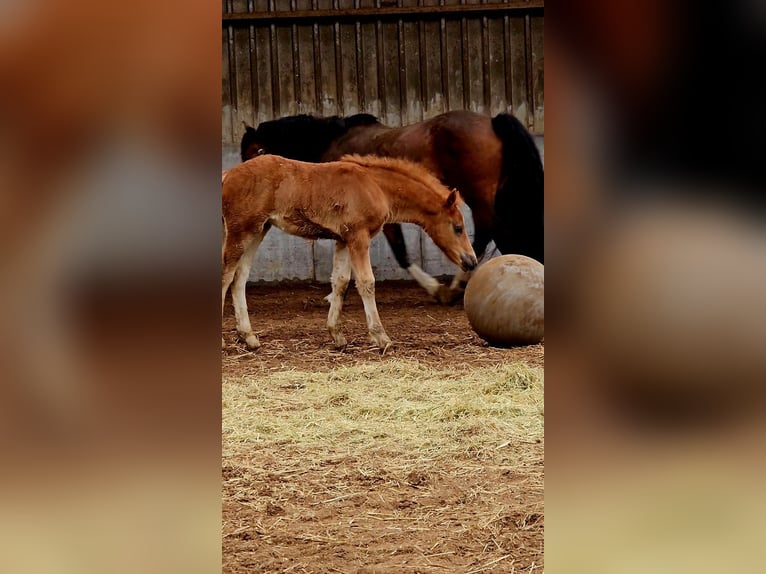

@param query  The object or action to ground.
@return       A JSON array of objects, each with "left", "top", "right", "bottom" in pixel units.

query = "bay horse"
[
  {"left": 221, "top": 154, "right": 477, "bottom": 351},
  {"left": 240, "top": 110, "right": 543, "bottom": 303}
]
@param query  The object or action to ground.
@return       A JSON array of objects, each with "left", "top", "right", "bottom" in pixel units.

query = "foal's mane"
[
  {"left": 339, "top": 154, "right": 454, "bottom": 201},
  {"left": 241, "top": 113, "right": 380, "bottom": 162}
]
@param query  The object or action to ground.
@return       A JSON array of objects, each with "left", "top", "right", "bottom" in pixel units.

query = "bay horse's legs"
[
  {"left": 382, "top": 223, "right": 448, "bottom": 303},
  {"left": 406, "top": 264, "right": 443, "bottom": 297},
  {"left": 347, "top": 235, "right": 392, "bottom": 351},
  {"left": 231, "top": 231, "right": 267, "bottom": 349},
  {"left": 325, "top": 242, "right": 352, "bottom": 349}
]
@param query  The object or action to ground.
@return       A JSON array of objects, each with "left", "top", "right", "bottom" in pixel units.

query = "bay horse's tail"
[{"left": 491, "top": 113, "right": 544, "bottom": 263}]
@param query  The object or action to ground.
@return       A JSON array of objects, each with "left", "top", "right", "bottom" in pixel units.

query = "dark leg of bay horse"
[
  {"left": 382, "top": 223, "right": 454, "bottom": 304},
  {"left": 382, "top": 224, "right": 411, "bottom": 268}
]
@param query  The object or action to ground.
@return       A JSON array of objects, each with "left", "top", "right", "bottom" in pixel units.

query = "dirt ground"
[
  {"left": 222, "top": 281, "right": 543, "bottom": 373},
  {"left": 223, "top": 281, "right": 544, "bottom": 573}
]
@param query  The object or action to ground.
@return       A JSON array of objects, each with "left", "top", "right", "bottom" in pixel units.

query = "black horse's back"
[
  {"left": 491, "top": 113, "right": 544, "bottom": 264},
  {"left": 342, "top": 113, "right": 380, "bottom": 129},
  {"left": 241, "top": 113, "right": 380, "bottom": 162},
  {"left": 241, "top": 114, "right": 340, "bottom": 162}
]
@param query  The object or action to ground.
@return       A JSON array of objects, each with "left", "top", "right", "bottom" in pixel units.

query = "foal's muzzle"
[{"left": 460, "top": 253, "right": 478, "bottom": 271}]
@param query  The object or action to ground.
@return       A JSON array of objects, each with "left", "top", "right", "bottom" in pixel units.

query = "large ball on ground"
[{"left": 464, "top": 255, "right": 544, "bottom": 346}]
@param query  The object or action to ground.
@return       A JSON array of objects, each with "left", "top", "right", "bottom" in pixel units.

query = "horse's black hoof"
[{"left": 435, "top": 285, "right": 464, "bottom": 305}]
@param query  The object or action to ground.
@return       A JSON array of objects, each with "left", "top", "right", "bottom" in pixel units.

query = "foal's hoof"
[
  {"left": 435, "top": 285, "right": 464, "bottom": 306},
  {"left": 370, "top": 332, "right": 392, "bottom": 353},
  {"left": 331, "top": 334, "right": 348, "bottom": 350},
  {"left": 241, "top": 333, "right": 261, "bottom": 350}
]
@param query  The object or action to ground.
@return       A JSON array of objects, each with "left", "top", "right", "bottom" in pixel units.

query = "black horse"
[{"left": 240, "top": 110, "right": 543, "bottom": 303}]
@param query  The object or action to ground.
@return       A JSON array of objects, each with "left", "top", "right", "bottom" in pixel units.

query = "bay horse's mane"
[
  {"left": 338, "top": 154, "right": 456, "bottom": 202},
  {"left": 241, "top": 113, "right": 380, "bottom": 162}
]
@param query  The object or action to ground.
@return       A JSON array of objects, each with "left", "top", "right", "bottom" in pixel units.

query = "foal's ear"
[
  {"left": 444, "top": 189, "right": 458, "bottom": 208},
  {"left": 242, "top": 121, "right": 254, "bottom": 131}
]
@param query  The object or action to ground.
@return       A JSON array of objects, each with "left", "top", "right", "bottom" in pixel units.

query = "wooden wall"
[{"left": 222, "top": 0, "right": 544, "bottom": 143}]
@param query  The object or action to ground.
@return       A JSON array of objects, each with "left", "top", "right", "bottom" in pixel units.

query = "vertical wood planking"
[
  {"left": 443, "top": 18, "right": 462, "bottom": 113},
  {"left": 464, "top": 4, "right": 484, "bottom": 112},
  {"left": 416, "top": 1, "right": 428, "bottom": 120},
  {"left": 253, "top": 0, "right": 273, "bottom": 124},
  {"left": 232, "top": 0, "right": 254, "bottom": 129},
  {"left": 481, "top": 13, "right": 491, "bottom": 113},
  {"left": 401, "top": 0, "right": 422, "bottom": 123},
  {"left": 275, "top": 27, "right": 295, "bottom": 115},
  {"left": 267, "top": 1, "right": 280, "bottom": 118},
  {"left": 359, "top": 0, "right": 380, "bottom": 117},
  {"left": 420, "top": 0, "right": 444, "bottom": 117},
  {"left": 530, "top": 14, "right": 544, "bottom": 133},
  {"left": 523, "top": 12, "right": 533, "bottom": 130},
  {"left": 222, "top": 6, "right": 233, "bottom": 143},
  {"left": 338, "top": 0, "right": 358, "bottom": 114},
  {"left": 248, "top": 1, "right": 259, "bottom": 130},
  {"left": 294, "top": 0, "right": 315, "bottom": 114},
  {"left": 374, "top": 2, "right": 387, "bottom": 122},
  {"left": 487, "top": 14, "right": 506, "bottom": 115},
  {"left": 316, "top": 0, "right": 337, "bottom": 116},
  {"left": 508, "top": 13, "right": 529, "bottom": 126},
  {"left": 381, "top": 15, "right": 401, "bottom": 124},
  {"left": 396, "top": 10, "right": 407, "bottom": 124}
]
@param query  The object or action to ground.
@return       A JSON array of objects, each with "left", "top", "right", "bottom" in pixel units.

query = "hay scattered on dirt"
[
  {"left": 223, "top": 360, "right": 543, "bottom": 461},
  {"left": 222, "top": 283, "right": 544, "bottom": 573},
  {"left": 223, "top": 360, "right": 544, "bottom": 573}
]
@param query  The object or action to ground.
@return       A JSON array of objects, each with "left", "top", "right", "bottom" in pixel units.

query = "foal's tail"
[{"left": 491, "top": 113, "right": 544, "bottom": 263}]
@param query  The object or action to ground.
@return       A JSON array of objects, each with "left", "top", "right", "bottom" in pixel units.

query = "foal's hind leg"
[
  {"left": 222, "top": 239, "right": 244, "bottom": 349},
  {"left": 325, "top": 242, "right": 352, "bottom": 349},
  {"left": 347, "top": 236, "right": 392, "bottom": 351},
  {"left": 230, "top": 232, "right": 267, "bottom": 349}
]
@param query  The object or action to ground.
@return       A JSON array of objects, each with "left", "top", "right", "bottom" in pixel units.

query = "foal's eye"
[
  {"left": 256, "top": 148, "right": 267, "bottom": 156},
  {"left": 453, "top": 223, "right": 464, "bottom": 235}
]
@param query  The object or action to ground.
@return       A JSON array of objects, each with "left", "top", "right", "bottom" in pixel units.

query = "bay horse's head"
[{"left": 240, "top": 123, "right": 267, "bottom": 161}]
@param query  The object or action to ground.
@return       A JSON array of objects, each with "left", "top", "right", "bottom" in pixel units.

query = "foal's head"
[{"left": 425, "top": 188, "right": 478, "bottom": 272}]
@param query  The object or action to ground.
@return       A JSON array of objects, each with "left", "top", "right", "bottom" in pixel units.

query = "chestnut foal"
[{"left": 222, "top": 154, "right": 477, "bottom": 351}]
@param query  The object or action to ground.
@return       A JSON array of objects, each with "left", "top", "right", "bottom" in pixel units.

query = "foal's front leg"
[
  {"left": 347, "top": 236, "right": 392, "bottom": 351},
  {"left": 325, "top": 242, "right": 352, "bottom": 349}
]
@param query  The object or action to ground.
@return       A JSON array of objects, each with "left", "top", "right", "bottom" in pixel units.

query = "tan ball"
[{"left": 464, "top": 255, "right": 544, "bottom": 346}]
